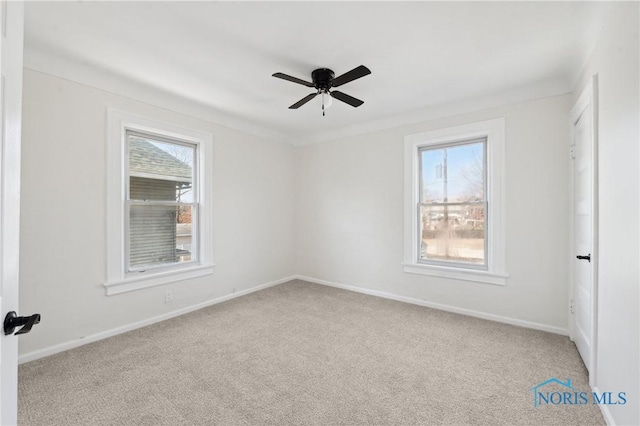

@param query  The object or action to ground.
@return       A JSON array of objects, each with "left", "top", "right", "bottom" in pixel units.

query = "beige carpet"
[{"left": 19, "top": 280, "right": 604, "bottom": 425}]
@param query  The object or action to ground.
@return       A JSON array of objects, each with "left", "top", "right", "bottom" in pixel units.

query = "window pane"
[
  {"left": 420, "top": 140, "right": 485, "bottom": 203},
  {"left": 419, "top": 204, "right": 485, "bottom": 265},
  {"left": 128, "top": 134, "right": 194, "bottom": 202},
  {"left": 176, "top": 205, "right": 194, "bottom": 263},
  {"left": 129, "top": 204, "right": 194, "bottom": 269}
]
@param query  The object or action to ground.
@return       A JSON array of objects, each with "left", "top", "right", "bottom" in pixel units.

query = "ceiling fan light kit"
[
  {"left": 272, "top": 65, "right": 371, "bottom": 116},
  {"left": 318, "top": 90, "right": 333, "bottom": 113}
]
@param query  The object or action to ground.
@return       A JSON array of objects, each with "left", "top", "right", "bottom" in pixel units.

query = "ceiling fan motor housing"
[{"left": 312, "top": 68, "right": 334, "bottom": 92}]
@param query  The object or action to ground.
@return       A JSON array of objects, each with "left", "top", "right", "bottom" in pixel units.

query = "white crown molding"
[
  {"left": 25, "top": 44, "right": 570, "bottom": 148},
  {"left": 23, "top": 45, "right": 289, "bottom": 143},
  {"left": 287, "top": 78, "right": 570, "bottom": 146}
]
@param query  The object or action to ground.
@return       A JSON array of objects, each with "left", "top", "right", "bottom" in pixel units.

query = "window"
[
  {"left": 418, "top": 138, "right": 487, "bottom": 267},
  {"left": 404, "top": 118, "right": 507, "bottom": 285},
  {"left": 106, "top": 110, "right": 214, "bottom": 295},
  {"left": 127, "top": 133, "right": 197, "bottom": 271}
]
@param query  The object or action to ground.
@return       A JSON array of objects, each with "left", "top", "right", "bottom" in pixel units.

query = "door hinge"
[
  {"left": 570, "top": 299, "right": 575, "bottom": 314},
  {"left": 570, "top": 145, "right": 576, "bottom": 160}
]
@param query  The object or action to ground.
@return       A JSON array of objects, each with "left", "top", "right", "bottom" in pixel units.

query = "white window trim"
[
  {"left": 403, "top": 118, "right": 507, "bottom": 285},
  {"left": 106, "top": 109, "right": 214, "bottom": 295}
]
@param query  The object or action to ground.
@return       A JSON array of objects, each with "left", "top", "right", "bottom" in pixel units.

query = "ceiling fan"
[{"left": 272, "top": 65, "right": 371, "bottom": 116}]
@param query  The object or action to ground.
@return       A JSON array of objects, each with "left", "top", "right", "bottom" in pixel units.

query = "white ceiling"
[{"left": 24, "top": 1, "right": 611, "bottom": 144}]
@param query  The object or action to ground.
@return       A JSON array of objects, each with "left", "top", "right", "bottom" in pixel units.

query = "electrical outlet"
[{"left": 165, "top": 289, "right": 173, "bottom": 303}]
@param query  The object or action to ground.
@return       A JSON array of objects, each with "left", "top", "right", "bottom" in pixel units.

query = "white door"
[
  {"left": 0, "top": 2, "right": 25, "bottom": 424},
  {"left": 570, "top": 77, "right": 598, "bottom": 386}
]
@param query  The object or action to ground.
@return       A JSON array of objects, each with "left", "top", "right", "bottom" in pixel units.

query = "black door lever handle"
[
  {"left": 3, "top": 311, "right": 41, "bottom": 335},
  {"left": 576, "top": 254, "right": 591, "bottom": 263}
]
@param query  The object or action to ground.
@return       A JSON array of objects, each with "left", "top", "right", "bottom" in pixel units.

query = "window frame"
[
  {"left": 417, "top": 137, "right": 488, "bottom": 270},
  {"left": 125, "top": 131, "right": 199, "bottom": 274},
  {"left": 106, "top": 110, "right": 214, "bottom": 295},
  {"left": 403, "top": 118, "right": 507, "bottom": 285}
]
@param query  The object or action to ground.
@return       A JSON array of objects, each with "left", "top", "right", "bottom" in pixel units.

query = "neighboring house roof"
[{"left": 129, "top": 137, "right": 192, "bottom": 182}]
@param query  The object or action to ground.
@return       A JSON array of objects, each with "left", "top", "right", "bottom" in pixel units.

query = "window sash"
[
  {"left": 125, "top": 201, "right": 199, "bottom": 273},
  {"left": 418, "top": 137, "right": 487, "bottom": 204},
  {"left": 125, "top": 130, "right": 199, "bottom": 204},
  {"left": 416, "top": 201, "right": 488, "bottom": 269}
]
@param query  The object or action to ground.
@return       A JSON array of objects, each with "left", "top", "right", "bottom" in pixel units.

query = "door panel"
[
  {"left": 571, "top": 84, "right": 597, "bottom": 385},
  {"left": 0, "top": 2, "right": 24, "bottom": 424}
]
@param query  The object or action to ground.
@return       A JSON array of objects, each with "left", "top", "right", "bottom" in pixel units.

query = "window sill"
[
  {"left": 402, "top": 263, "right": 508, "bottom": 286},
  {"left": 104, "top": 264, "right": 215, "bottom": 295}
]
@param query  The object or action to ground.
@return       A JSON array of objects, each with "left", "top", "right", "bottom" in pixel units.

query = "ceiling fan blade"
[
  {"left": 289, "top": 93, "right": 318, "bottom": 109},
  {"left": 272, "top": 72, "right": 314, "bottom": 88},
  {"left": 331, "top": 65, "right": 371, "bottom": 88},
  {"left": 330, "top": 91, "right": 364, "bottom": 107}
]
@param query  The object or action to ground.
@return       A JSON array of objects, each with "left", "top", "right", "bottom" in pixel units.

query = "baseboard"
[
  {"left": 592, "top": 386, "right": 616, "bottom": 426},
  {"left": 294, "top": 275, "right": 569, "bottom": 336},
  {"left": 18, "top": 275, "right": 296, "bottom": 364},
  {"left": 20, "top": 273, "right": 569, "bottom": 364}
]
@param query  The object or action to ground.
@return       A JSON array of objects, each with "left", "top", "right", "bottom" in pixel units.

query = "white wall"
[
  {"left": 295, "top": 94, "right": 572, "bottom": 332},
  {"left": 18, "top": 9, "right": 638, "bottom": 422},
  {"left": 19, "top": 69, "right": 295, "bottom": 356},
  {"left": 572, "top": 2, "right": 639, "bottom": 425}
]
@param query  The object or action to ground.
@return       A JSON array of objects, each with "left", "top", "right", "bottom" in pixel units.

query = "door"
[
  {"left": 570, "top": 76, "right": 598, "bottom": 386},
  {"left": 0, "top": 2, "right": 24, "bottom": 424}
]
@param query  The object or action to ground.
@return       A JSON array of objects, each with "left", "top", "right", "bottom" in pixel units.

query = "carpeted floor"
[{"left": 19, "top": 280, "right": 604, "bottom": 425}]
